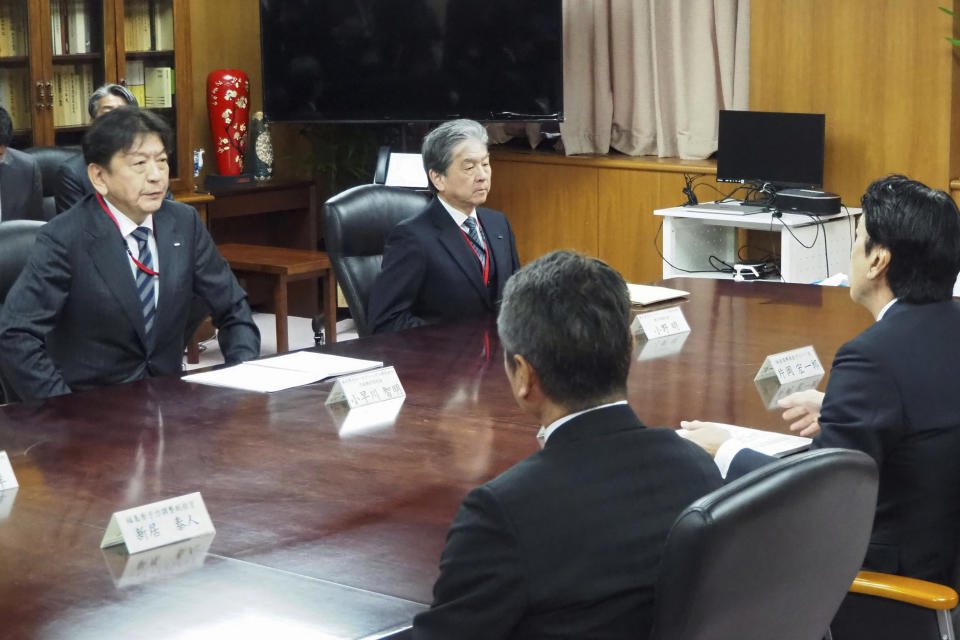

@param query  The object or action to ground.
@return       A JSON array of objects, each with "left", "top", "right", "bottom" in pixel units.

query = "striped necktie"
[
  {"left": 463, "top": 217, "right": 486, "bottom": 268},
  {"left": 130, "top": 226, "right": 156, "bottom": 341}
]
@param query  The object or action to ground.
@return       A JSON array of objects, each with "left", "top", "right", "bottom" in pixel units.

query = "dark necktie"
[
  {"left": 463, "top": 217, "right": 486, "bottom": 269},
  {"left": 131, "top": 226, "right": 156, "bottom": 340}
]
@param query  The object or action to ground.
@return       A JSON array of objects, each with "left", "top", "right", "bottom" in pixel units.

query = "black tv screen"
[
  {"left": 717, "top": 110, "right": 825, "bottom": 189},
  {"left": 259, "top": 0, "right": 564, "bottom": 123}
]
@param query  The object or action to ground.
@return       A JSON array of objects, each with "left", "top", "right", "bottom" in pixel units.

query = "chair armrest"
[{"left": 851, "top": 571, "right": 959, "bottom": 610}]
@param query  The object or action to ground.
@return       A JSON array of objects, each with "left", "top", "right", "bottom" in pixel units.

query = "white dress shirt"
[
  {"left": 437, "top": 197, "right": 486, "bottom": 253},
  {"left": 103, "top": 197, "right": 160, "bottom": 309},
  {"left": 536, "top": 400, "right": 629, "bottom": 448}
]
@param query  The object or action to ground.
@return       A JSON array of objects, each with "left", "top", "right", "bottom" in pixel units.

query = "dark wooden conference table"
[{"left": 0, "top": 278, "right": 874, "bottom": 639}]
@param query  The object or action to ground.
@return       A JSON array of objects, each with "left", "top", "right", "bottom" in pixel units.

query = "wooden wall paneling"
[
  {"left": 189, "top": 0, "right": 263, "bottom": 184},
  {"left": 484, "top": 159, "right": 599, "bottom": 265},
  {"left": 751, "top": 0, "right": 956, "bottom": 203},
  {"left": 597, "top": 170, "right": 675, "bottom": 283}
]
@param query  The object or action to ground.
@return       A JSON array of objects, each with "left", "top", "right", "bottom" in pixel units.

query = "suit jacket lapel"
[
  {"left": 84, "top": 198, "right": 149, "bottom": 348},
  {"left": 153, "top": 203, "right": 187, "bottom": 343},
  {"left": 428, "top": 199, "right": 489, "bottom": 304}
]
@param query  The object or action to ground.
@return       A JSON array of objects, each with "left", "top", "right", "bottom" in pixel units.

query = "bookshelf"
[{"left": 2, "top": 0, "right": 193, "bottom": 190}]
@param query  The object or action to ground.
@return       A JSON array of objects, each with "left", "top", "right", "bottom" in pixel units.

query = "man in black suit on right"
[
  {"left": 684, "top": 175, "right": 960, "bottom": 590},
  {"left": 413, "top": 250, "right": 722, "bottom": 640}
]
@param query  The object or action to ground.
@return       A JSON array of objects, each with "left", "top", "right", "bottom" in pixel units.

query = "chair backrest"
[
  {"left": 322, "top": 184, "right": 432, "bottom": 337},
  {"left": 649, "top": 448, "right": 879, "bottom": 640},
  {"left": 0, "top": 220, "right": 45, "bottom": 403},
  {"left": 21, "top": 146, "right": 82, "bottom": 221}
]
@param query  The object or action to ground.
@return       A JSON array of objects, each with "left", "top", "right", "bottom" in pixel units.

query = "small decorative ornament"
[
  {"left": 251, "top": 111, "right": 273, "bottom": 181},
  {"left": 192, "top": 148, "right": 204, "bottom": 178},
  {"left": 206, "top": 70, "right": 250, "bottom": 176}
]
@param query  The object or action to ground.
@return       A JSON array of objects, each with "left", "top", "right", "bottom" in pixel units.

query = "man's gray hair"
[
  {"left": 88, "top": 84, "right": 137, "bottom": 120},
  {"left": 497, "top": 251, "right": 633, "bottom": 411},
  {"left": 421, "top": 119, "right": 488, "bottom": 193}
]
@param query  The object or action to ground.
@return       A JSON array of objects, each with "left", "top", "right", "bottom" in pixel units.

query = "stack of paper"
[
  {"left": 679, "top": 422, "right": 812, "bottom": 458},
  {"left": 182, "top": 352, "right": 383, "bottom": 393},
  {"left": 627, "top": 283, "right": 689, "bottom": 306}
]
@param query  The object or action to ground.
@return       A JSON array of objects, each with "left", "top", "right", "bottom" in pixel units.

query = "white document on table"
[
  {"left": 182, "top": 352, "right": 383, "bottom": 393},
  {"left": 627, "top": 283, "right": 689, "bottom": 306},
  {"left": 680, "top": 423, "right": 812, "bottom": 458}
]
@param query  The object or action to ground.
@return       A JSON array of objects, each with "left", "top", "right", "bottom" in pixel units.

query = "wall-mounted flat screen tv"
[{"left": 259, "top": 0, "right": 564, "bottom": 123}]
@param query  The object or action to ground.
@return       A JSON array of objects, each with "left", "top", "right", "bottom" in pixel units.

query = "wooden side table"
[{"left": 217, "top": 243, "right": 337, "bottom": 353}]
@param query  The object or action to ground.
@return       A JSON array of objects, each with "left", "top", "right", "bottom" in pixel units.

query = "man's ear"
[
  {"left": 867, "top": 245, "right": 891, "bottom": 281},
  {"left": 510, "top": 353, "right": 536, "bottom": 401},
  {"left": 87, "top": 163, "right": 109, "bottom": 196},
  {"left": 428, "top": 169, "right": 445, "bottom": 193}
]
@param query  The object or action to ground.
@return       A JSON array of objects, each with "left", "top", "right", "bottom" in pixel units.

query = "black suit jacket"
[
  {"left": 729, "top": 300, "right": 960, "bottom": 582},
  {"left": 367, "top": 198, "right": 520, "bottom": 334},
  {"left": 0, "top": 194, "right": 260, "bottom": 401},
  {"left": 413, "top": 404, "right": 723, "bottom": 640},
  {"left": 56, "top": 153, "right": 174, "bottom": 214},
  {"left": 0, "top": 147, "right": 43, "bottom": 222}
]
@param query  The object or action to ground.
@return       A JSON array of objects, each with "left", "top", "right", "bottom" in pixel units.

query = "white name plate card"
[
  {"left": 325, "top": 366, "right": 406, "bottom": 410},
  {"left": 100, "top": 492, "right": 216, "bottom": 554},
  {"left": 0, "top": 487, "right": 17, "bottom": 521},
  {"left": 754, "top": 345, "right": 825, "bottom": 385},
  {"left": 631, "top": 307, "right": 690, "bottom": 340},
  {"left": 0, "top": 450, "right": 19, "bottom": 492}
]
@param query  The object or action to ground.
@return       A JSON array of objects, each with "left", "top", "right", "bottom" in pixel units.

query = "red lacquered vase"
[{"left": 207, "top": 69, "right": 250, "bottom": 175}]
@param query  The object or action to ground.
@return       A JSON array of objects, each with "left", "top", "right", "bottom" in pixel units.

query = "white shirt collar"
[
  {"left": 536, "top": 400, "right": 629, "bottom": 448},
  {"left": 103, "top": 197, "right": 154, "bottom": 237},
  {"left": 437, "top": 196, "right": 477, "bottom": 228},
  {"left": 876, "top": 297, "right": 898, "bottom": 321}
]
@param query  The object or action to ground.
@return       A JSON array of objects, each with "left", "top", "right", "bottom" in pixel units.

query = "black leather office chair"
[
  {"left": 0, "top": 220, "right": 45, "bottom": 403},
  {"left": 322, "top": 184, "right": 432, "bottom": 337},
  {"left": 22, "top": 146, "right": 82, "bottom": 221},
  {"left": 649, "top": 448, "right": 879, "bottom": 640}
]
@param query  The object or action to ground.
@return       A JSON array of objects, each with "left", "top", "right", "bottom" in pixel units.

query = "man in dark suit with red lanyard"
[
  {"left": 413, "top": 251, "right": 723, "bottom": 640},
  {"left": 0, "top": 107, "right": 259, "bottom": 401},
  {"left": 367, "top": 119, "right": 520, "bottom": 334}
]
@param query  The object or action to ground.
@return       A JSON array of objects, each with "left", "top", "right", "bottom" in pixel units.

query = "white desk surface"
[{"left": 655, "top": 203, "right": 860, "bottom": 230}]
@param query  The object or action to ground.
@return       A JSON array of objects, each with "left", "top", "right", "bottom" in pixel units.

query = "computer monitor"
[{"left": 717, "top": 110, "right": 825, "bottom": 189}]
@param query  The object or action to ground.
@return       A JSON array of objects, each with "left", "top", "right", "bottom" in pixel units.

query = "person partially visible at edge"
[
  {"left": 0, "top": 106, "right": 43, "bottom": 222},
  {"left": 683, "top": 174, "right": 960, "bottom": 585}
]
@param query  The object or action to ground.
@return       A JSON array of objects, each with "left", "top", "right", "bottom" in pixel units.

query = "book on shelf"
[
  {"left": 12, "top": 2, "right": 26, "bottom": 56},
  {"left": 144, "top": 66, "right": 172, "bottom": 108},
  {"left": 51, "top": 0, "right": 62, "bottom": 55},
  {"left": 67, "top": 0, "right": 91, "bottom": 54},
  {"left": 126, "top": 59, "right": 146, "bottom": 106},
  {"left": 0, "top": 4, "right": 9, "bottom": 58},
  {"left": 125, "top": 0, "right": 151, "bottom": 52},
  {"left": 152, "top": 0, "right": 174, "bottom": 50}
]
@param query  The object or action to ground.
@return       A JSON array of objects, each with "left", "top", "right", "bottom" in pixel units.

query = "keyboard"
[{"left": 683, "top": 202, "right": 771, "bottom": 216}]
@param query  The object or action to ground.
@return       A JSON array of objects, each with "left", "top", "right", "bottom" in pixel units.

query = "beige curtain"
[{"left": 560, "top": 0, "right": 750, "bottom": 159}]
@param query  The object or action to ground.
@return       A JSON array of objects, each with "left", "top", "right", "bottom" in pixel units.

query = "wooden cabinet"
[{"left": 4, "top": 0, "right": 192, "bottom": 190}]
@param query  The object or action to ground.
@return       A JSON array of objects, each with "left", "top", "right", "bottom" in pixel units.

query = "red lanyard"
[
  {"left": 460, "top": 225, "right": 490, "bottom": 286},
  {"left": 96, "top": 193, "right": 160, "bottom": 277}
]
